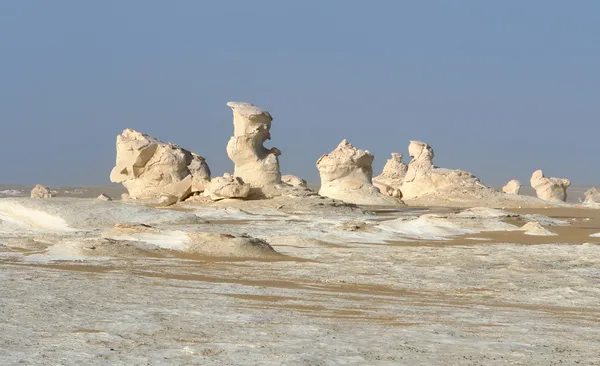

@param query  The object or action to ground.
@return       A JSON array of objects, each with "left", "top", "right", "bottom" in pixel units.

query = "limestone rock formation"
[
  {"left": 109, "top": 129, "right": 210, "bottom": 200},
  {"left": 281, "top": 175, "right": 308, "bottom": 188},
  {"left": 584, "top": 187, "right": 600, "bottom": 204},
  {"left": 502, "top": 180, "right": 521, "bottom": 195},
  {"left": 316, "top": 140, "right": 402, "bottom": 206},
  {"left": 31, "top": 184, "right": 52, "bottom": 199},
  {"left": 203, "top": 173, "right": 251, "bottom": 201},
  {"left": 530, "top": 170, "right": 570, "bottom": 202},
  {"left": 373, "top": 153, "right": 407, "bottom": 198},
  {"left": 226, "top": 102, "right": 281, "bottom": 189},
  {"left": 401, "top": 141, "right": 490, "bottom": 199}
]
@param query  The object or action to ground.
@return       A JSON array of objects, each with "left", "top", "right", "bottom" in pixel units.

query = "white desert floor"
[{"left": 1, "top": 187, "right": 600, "bottom": 365}]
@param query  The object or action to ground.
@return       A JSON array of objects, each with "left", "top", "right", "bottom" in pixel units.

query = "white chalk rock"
[
  {"left": 226, "top": 102, "right": 281, "bottom": 189},
  {"left": 520, "top": 221, "right": 557, "bottom": 236},
  {"left": 502, "top": 179, "right": 521, "bottom": 195},
  {"left": 281, "top": 175, "right": 308, "bottom": 188},
  {"left": 584, "top": 186, "right": 600, "bottom": 204},
  {"left": 203, "top": 173, "right": 251, "bottom": 201},
  {"left": 530, "top": 170, "right": 570, "bottom": 202},
  {"left": 31, "top": 184, "right": 52, "bottom": 199},
  {"left": 316, "top": 140, "right": 403, "bottom": 206},
  {"left": 109, "top": 129, "right": 210, "bottom": 200},
  {"left": 401, "top": 141, "right": 490, "bottom": 199},
  {"left": 373, "top": 153, "right": 407, "bottom": 198}
]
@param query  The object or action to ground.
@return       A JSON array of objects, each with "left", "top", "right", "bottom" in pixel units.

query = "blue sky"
[{"left": 1, "top": 1, "right": 598, "bottom": 186}]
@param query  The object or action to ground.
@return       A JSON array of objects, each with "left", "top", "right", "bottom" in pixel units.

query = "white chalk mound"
[
  {"left": 401, "top": 141, "right": 491, "bottom": 199},
  {"left": 31, "top": 184, "right": 52, "bottom": 199},
  {"left": 281, "top": 175, "right": 308, "bottom": 188},
  {"left": 109, "top": 129, "right": 211, "bottom": 200},
  {"left": 502, "top": 180, "right": 521, "bottom": 195},
  {"left": 530, "top": 170, "right": 570, "bottom": 202},
  {"left": 316, "top": 140, "right": 403, "bottom": 206},
  {"left": 0, "top": 198, "right": 202, "bottom": 232}
]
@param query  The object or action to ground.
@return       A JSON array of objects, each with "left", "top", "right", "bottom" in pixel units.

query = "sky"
[{"left": 1, "top": 1, "right": 598, "bottom": 186}]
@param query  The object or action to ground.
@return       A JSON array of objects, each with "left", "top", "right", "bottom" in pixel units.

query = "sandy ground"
[{"left": 1, "top": 191, "right": 600, "bottom": 365}]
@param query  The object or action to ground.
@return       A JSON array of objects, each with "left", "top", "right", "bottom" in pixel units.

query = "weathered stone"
[
  {"left": 401, "top": 141, "right": 490, "bottom": 199},
  {"left": 281, "top": 175, "right": 308, "bottom": 188},
  {"left": 502, "top": 180, "right": 521, "bottom": 195},
  {"left": 226, "top": 102, "right": 281, "bottom": 188},
  {"left": 109, "top": 129, "right": 210, "bottom": 199},
  {"left": 31, "top": 184, "right": 52, "bottom": 199},
  {"left": 316, "top": 140, "right": 403, "bottom": 206},
  {"left": 203, "top": 173, "right": 251, "bottom": 201},
  {"left": 530, "top": 170, "right": 570, "bottom": 202}
]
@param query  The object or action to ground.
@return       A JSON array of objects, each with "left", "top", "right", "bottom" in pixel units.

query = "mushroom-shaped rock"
[
  {"left": 530, "top": 170, "right": 570, "bottom": 202},
  {"left": 226, "top": 102, "right": 281, "bottom": 188},
  {"left": 401, "top": 141, "right": 490, "bottom": 199},
  {"left": 373, "top": 153, "right": 407, "bottom": 197},
  {"left": 203, "top": 173, "right": 251, "bottom": 201},
  {"left": 31, "top": 184, "right": 52, "bottom": 199},
  {"left": 502, "top": 180, "right": 521, "bottom": 195},
  {"left": 584, "top": 187, "right": 600, "bottom": 205},
  {"left": 109, "top": 129, "right": 210, "bottom": 200},
  {"left": 316, "top": 140, "right": 403, "bottom": 206}
]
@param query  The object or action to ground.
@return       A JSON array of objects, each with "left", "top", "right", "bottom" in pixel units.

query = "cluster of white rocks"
[{"left": 22, "top": 101, "right": 576, "bottom": 207}]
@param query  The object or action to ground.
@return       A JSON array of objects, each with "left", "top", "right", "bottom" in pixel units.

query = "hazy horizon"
[{"left": 1, "top": 1, "right": 599, "bottom": 186}]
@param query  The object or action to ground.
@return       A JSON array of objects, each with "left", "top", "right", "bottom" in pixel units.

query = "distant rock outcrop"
[
  {"left": 109, "top": 129, "right": 211, "bottom": 200},
  {"left": 31, "top": 184, "right": 52, "bottom": 199},
  {"left": 502, "top": 180, "right": 521, "bottom": 195},
  {"left": 401, "top": 141, "right": 490, "bottom": 199},
  {"left": 584, "top": 186, "right": 600, "bottom": 204},
  {"left": 530, "top": 170, "right": 570, "bottom": 202},
  {"left": 316, "top": 140, "right": 403, "bottom": 206}
]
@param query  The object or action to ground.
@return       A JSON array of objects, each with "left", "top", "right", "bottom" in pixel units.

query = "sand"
[{"left": 1, "top": 187, "right": 600, "bottom": 364}]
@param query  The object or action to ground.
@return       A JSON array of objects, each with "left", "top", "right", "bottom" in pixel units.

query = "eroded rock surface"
[
  {"left": 401, "top": 141, "right": 490, "bottom": 199},
  {"left": 109, "top": 129, "right": 210, "bottom": 200},
  {"left": 530, "top": 170, "right": 570, "bottom": 202},
  {"left": 316, "top": 140, "right": 402, "bottom": 206},
  {"left": 503, "top": 179, "right": 521, "bottom": 195}
]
